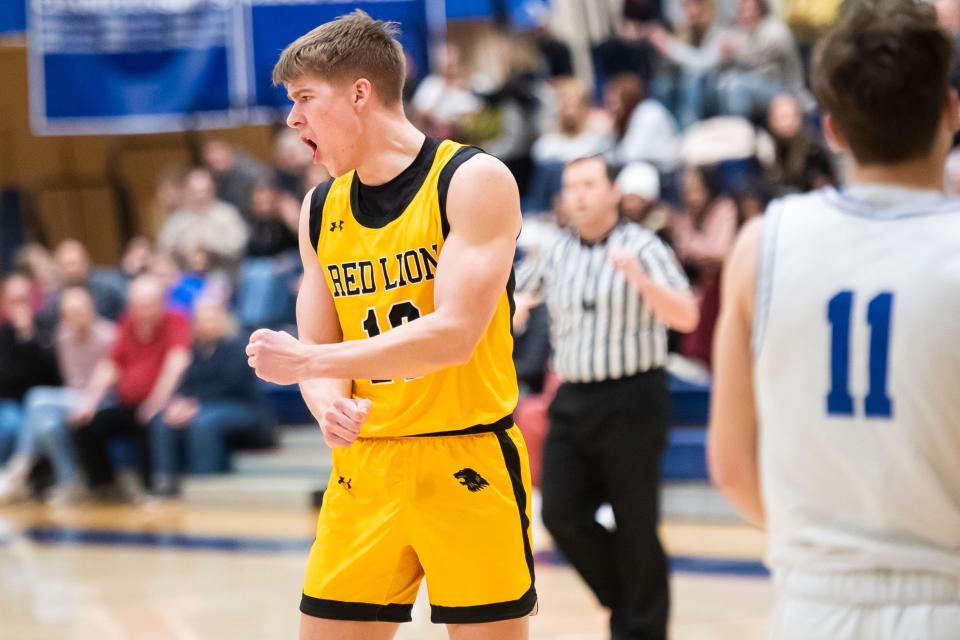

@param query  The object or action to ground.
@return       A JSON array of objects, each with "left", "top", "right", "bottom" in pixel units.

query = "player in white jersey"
[{"left": 709, "top": 3, "right": 960, "bottom": 639}]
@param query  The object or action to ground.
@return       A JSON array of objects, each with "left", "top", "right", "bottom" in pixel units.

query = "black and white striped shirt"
[{"left": 516, "top": 222, "right": 690, "bottom": 383}]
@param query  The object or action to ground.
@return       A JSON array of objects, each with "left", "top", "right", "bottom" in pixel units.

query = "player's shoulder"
[
  {"left": 442, "top": 145, "right": 514, "bottom": 188},
  {"left": 769, "top": 188, "right": 832, "bottom": 219},
  {"left": 440, "top": 144, "right": 520, "bottom": 235}
]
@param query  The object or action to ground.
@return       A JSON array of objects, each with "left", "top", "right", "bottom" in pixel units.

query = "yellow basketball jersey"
[{"left": 309, "top": 139, "right": 519, "bottom": 438}]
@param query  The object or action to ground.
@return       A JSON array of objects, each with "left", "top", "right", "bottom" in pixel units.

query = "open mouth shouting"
[{"left": 301, "top": 135, "right": 319, "bottom": 162}]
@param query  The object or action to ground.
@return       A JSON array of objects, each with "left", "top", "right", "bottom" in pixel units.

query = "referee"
[{"left": 517, "top": 156, "right": 698, "bottom": 640}]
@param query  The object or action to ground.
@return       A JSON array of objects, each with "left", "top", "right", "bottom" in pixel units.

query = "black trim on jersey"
[
  {"left": 349, "top": 137, "right": 441, "bottom": 229},
  {"left": 435, "top": 145, "right": 517, "bottom": 344},
  {"left": 430, "top": 585, "right": 538, "bottom": 624},
  {"left": 308, "top": 178, "right": 335, "bottom": 253},
  {"left": 437, "top": 145, "right": 484, "bottom": 238},
  {"left": 507, "top": 266, "right": 517, "bottom": 323},
  {"left": 406, "top": 414, "right": 514, "bottom": 438},
  {"left": 300, "top": 594, "right": 413, "bottom": 623}
]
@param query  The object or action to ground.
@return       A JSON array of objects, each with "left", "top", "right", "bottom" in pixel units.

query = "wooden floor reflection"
[{"left": 0, "top": 504, "right": 771, "bottom": 639}]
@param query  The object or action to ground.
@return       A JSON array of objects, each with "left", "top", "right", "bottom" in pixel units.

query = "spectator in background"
[
  {"left": 593, "top": 17, "right": 658, "bottom": 84},
  {"left": 410, "top": 43, "right": 483, "bottom": 139},
  {"left": 605, "top": 73, "right": 680, "bottom": 173},
  {"left": 41, "top": 239, "right": 127, "bottom": 324},
  {"left": 532, "top": 79, "right": 611, "bottom": 165},
  {"left": 148, "top": 251, "right": 230, "bottom": 318},
  {"left": 202, "top": 139, "right": 268, "bottom": 221},
  {"left": 71, "top": 276, "right": 191, "bottom": 499},
  {"left": 761, "top": 94, "right": 835, "bottom": 194},
  {"left": 648, "top": 0, "right": 804, "bottom": 122},
  {"left": 616, "top": 161, "right": 674, "bottom": 237},
  {"left": 145, "top": 166, "right": 185, "bottom": 238},
  {"left": 938, "top": 0, "right": 960, "bottom": 104},
  {"left": 649, "top": 0, "right": 722, "bottom": 129},
  {"left": 158, "top": 168, "right": 249, "bottom": 274},
  {"left": 119, "top": 236, "right": 154, "bottom": 282},
  {"left": 0, "top": 286, "right": 114, "bottom": 504},
  {"left": 672, "top": 165, "right": 738, "bottom": 369},
  {"left": 531, "top": 16, "right": 574, "bottom": 79},
  {"left": 716, "top": 0, "right": 806, "bottom": 119},
  {"left": 528, "top": 79, "right": 611, "bottom": 211},
  {"left": 246, "top": 180, "right": 300, "bottom": 253},
  {"left": 474, "top": 38, "right": 545, "bottom": 193},
  {"left": 0, "top": 274, "right": 60, "bottom": 464},
  {"left": 151, "top": 300, "right": 271, "bottom": 496},
  {"left": 12, "top": 243, "right": 59, "bottom": 310},
  {"left": 273, "top": 128, "right": 313, "bottom": 198},
  {"left": 936, "top": 0, "right": 960, "bottom": 44},
  {"left": 237, "top": 180, "right": 300, "bottom": 330},
  {"left": 402, "top": 47, "right": 423, "bottom": 104},
  {"left": 733, "top": 176, "right": 774, "bottom": 224},
  {"left": 782, "top": 0, "right": 842, "bottom": 67}
]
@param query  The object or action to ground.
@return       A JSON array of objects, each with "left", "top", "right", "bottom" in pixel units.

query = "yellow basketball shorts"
[{"left": 300, "top": 422, "right": 537, "bottom": 624}]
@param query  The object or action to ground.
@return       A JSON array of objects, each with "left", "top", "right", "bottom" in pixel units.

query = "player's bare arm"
[
  {"left": 293, "top": 187, "right": 369, "bottom": 448},
  {"left": 247, "top": 154, "right": 521, "bottom": 385},
  {"left": 707, "top": 217, "right": 764, "bottom": 528}
]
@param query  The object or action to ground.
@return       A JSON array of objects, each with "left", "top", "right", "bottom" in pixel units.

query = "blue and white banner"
[
  {"left": 28, "top": 0, "right": 249, "bottom": 135},
  {"left": 28, "top": 0, "right": 437, "bottom": 135},
  {"left": 249, "top": 0, "right": 433, "bottom": 110}
]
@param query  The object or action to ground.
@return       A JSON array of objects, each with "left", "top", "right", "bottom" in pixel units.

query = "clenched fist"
[
  {"left": 321, "top": 398, "right": 372, "bottom": 448},
  {"left": 246, "top": 329, "right": 310, "bottom": 385}
]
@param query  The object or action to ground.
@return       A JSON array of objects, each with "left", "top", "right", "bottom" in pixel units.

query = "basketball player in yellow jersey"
[{"left": 245, "top": 11, "right": 533, "bottom": 640}]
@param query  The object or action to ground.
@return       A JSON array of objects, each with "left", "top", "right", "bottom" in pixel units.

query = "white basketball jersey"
[{"left": 755, "top": 185, "right": 960, "bottom": 578}]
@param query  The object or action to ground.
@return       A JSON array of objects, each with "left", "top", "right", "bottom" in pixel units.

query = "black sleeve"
[
  {"left": 437, "top": 146, "right": 484, "bottom": 238},
  {"left": 308, "top": 178, "right": 335, "bottom": 253}
]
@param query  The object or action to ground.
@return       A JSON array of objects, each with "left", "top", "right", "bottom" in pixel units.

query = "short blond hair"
[{"left": 272, "top": 10, "right": 406, "bottom": 106}]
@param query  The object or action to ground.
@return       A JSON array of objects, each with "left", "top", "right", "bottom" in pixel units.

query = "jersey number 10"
[
  {"left": 362, "top": 301, "right": 422, "bottom": 384},
  {"left": 826, "top": 291, "right": 894, "bottom": 419}
]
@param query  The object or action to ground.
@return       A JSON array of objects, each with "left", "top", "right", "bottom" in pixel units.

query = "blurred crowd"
[
  {"left": 0, "top": 134, "right": 317, "bottom": 505},
  {"left": 3, "top": 0, "right": 960, "bottom": 504}
]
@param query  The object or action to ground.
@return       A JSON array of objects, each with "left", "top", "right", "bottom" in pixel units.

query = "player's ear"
[
  {"left": 352, "top": 78, "right": 373, "bottom": 109},
  {"left": 822, "top": 113, "right": 848, "bottom": 155}
]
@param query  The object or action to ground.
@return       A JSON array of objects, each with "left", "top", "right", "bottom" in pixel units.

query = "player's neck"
[
  {"left": 354, "top": 113, "right": 426, "bottom": 187},
  {"left": 848, "top": 156, "right": 946, "bottom": 193}
]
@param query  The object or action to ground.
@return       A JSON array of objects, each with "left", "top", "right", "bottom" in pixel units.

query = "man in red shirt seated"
[{"left": 71, "top": 276, "right": 191, "bottom": 499}]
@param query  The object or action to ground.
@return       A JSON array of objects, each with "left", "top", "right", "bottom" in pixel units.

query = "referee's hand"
[
  {"left": 608, "top": 248, "right": 650, "bottom": 290},
  {"left": 321, "top": 398, "right": 371, "bottom": 448}
]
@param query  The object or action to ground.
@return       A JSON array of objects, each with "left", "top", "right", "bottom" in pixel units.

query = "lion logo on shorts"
[{"left": 454, "top": 468, "right": 489, "bottom": 492}]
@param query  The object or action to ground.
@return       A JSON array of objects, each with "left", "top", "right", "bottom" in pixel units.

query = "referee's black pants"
[{"left": 542, "top": 369, "right": 669, "bottom": 640}]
